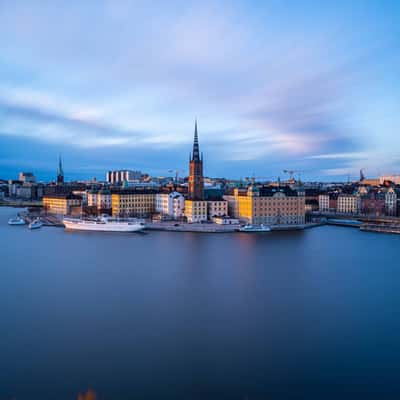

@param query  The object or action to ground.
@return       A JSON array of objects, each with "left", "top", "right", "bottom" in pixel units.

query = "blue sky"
[{"left": 0, "top": 0, "right": 399, "bottom": 181}]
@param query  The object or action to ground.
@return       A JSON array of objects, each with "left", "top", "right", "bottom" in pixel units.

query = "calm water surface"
[{"left": 1, "top": 207, "right": 400, "bottom": 399}]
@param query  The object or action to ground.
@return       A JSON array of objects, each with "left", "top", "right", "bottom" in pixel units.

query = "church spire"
[
  {"left": 192, "top": 119, "right": 200, "bottom": 161},
  {"left": 188, "top": 119, "right": 204, "bottom": 200},
  {"left": 57, "top": 154, "right": 64, "bottom": 184},
  {"left": 57, "top": 154, "right": 63, "bottom": 177}
]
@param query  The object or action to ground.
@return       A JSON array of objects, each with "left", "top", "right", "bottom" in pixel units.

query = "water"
[{"left": 1, "top": 206, "right": 400, "bottom": 399}]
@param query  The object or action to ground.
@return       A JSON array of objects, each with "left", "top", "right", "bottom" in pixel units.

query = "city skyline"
[{"left": 1, "top": 1, "right": 399, "bottom": 181}]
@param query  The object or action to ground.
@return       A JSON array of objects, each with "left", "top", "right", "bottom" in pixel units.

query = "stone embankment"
[
  {"left": 145, "top": 222, "right": 240, "bottom": 233},
  {"left": 18, "top": 209, "right": 323, "bottom": 233},
  {"left": 360, "top": 223, "right": 400, "bottom": 235}
]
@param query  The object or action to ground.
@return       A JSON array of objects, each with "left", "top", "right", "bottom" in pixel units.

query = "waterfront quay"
[
  {"left": 7, "top": 204, "right": 400, "bottom": 234},
  {"left": 147, "top": 221, "right": 313, "bottom": 232},
  {"left": 312, "top": 211, "right": 400, "bottom": 232},
  {"left": 17, "top": 208, "right": 318, "bottom": 233},
  {"left": 12, "top": 207, "right": 400, "bottom": 234},
  {"left": 146, "top": 221, "right": 239, "bottom": 233},
  {"left": 361, "top": 222, "right": 400, "bottom": 234}
]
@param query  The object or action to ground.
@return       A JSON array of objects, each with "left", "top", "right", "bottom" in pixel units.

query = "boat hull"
[
  {"left": 29, "top": 223, "right": 43, "bottom": 229},
  {"left": 63, "top": 219, "right": 145, "bottom": 232},
  {"left": 239, "top": 224, "right": 271, "bottom": 232},
  {"left": 8, "top": 219, "right": 25, "bottom": 225}
]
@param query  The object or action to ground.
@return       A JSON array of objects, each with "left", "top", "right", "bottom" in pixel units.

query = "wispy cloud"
[
  {"left": 308, "top": 152, "right": 367, "bottom": 160},
  {"left": 0, "top": 0, "right": 399, "bottom": 179}
]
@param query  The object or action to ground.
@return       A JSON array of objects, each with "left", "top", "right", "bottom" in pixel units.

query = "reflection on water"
[
  {"left": 1, "top": 207, "right": 400, "bottom": 399},
  {"left": 77, "top": 389, "right": 96, "bottom": 400}
]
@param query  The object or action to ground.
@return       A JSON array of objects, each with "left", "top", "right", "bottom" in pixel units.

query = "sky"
[{"left": 0, "top": 0, "right": 399, "bottom": 182}]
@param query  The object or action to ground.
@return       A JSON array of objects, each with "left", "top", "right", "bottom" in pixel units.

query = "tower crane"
[
  {"left": 360, "top": 168, "right": 365, "bottom": 182},
  {"left": 168, "top": 169, "right": 185, "bottom": 184},
  {"left": 283, "top": 169, "right": 303, "bottom": 182},
  {"left": 244, "top": 176, "right": 271, "bottom": 185}
]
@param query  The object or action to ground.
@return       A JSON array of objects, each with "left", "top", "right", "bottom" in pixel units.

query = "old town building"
[
  {"left": 224, "top": 185, "right": 305, "bottom": 225},
  {"left": 184, "top": 199, "right": 207, "bottom": 223},
  {"left": 385, "top": 187, "right": 398, "bottom": 216},
  {"left": 111, "top": 189, "right": 157, "bottom": 217},
  {"left": 156, "top": 191, "right": 185, "bottom": 219},
  {"left": 359, "top": 191, "right": 385, "bottom": 216},
  {"left": 318, "top": 194, "right": 330, "bottom": 212},
  {"left": 43, "top": 193, "right": 81, "bottom": 215},
  {"left": 337, "top": 194, "right": 360, "bottom": 214},
  {"left": 87, "top": 189, "right": 112, "bottom": 211},
  {"left": 207, "top": 200, "right": 228, "bottom": 218}
]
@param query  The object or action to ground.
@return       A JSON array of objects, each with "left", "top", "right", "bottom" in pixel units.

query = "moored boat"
[
  {"left": 8, "top": 216, "right": 26, "bottom": 225},
  {"left": 63, "top": 215, "right": 145, "bottom": 232},
  {"left": 28, "top": 218, "right": 43, "bottom": 229},
  {"left": 239, "top": 224, "right": 271, "bottom": 232}
]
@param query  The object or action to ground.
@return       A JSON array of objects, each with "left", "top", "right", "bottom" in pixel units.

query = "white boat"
[
  {"left": 239, "top": 224, "right": 271, "bottom": 232},
  {"left": 8, "top": 216, "right": 26, "bottom": 225},
  {"left": 28, "top": 218, "right": 43, "bottom": 229},
  {"left": 63, "top": 216, "right": 145, "bottom": 232}
]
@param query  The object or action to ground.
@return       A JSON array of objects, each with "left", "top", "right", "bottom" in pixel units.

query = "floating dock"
[
  {"left": 326, "top": 219, "right": 363, "bottom": 228},
  {"left": 360, "top": 223, "right": 400, "bottom": 235}
]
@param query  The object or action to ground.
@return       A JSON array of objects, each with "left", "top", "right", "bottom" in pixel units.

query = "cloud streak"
[{"left": 0, "top": 0, "right": 399, "bottom": 180}]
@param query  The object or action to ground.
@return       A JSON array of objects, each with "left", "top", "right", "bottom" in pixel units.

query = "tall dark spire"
[
  {"left": 57, "top": 154, "right": 63, "bottom": 177},
  {"left": 57, "top": 154, "right": 64, "bottom": 184},
  {"left": 188, "top": 119, "right": 204, "bottom": 200},
  {"left": 192, "top": 119, "right": 200, "bottom": 161}
]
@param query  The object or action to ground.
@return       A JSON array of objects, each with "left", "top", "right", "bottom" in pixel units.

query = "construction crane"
[
  {"left": 283, "top": 169, "right": 303, "bottom": 182},
  {"left": 168, "top": 169, "right": 185, "bottom": 184},
  {"left": 360, "top": 168, "right": 365, "bottom": 182},
  {"left": 244, "top": 176, "right": 271, "bottom": 185}
]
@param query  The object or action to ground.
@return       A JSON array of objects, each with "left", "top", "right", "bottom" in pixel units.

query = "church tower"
[
  {"left": 188, "top": 120, "right": 204, "bottom": 200},
  {"left": 57, "top": 154, "right": 64, "bottom": 185}
]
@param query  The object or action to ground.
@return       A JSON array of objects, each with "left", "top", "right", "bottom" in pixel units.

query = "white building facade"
[
  {"left": 385, "top": 188, "right": 397, "bottom": 216},
  {"left": 106, "top": 170, "right": 142, "bottom": 184},
  {"left": 337, "top": 194, "right": 360, "bottom": 214},
  {"left": 318, "top": 194, "right": 330, "bottom": 212},
  {"left": 155, "top": 192, "right": 185, "bottom": 219}
]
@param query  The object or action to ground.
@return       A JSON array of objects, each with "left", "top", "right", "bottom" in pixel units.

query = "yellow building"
[
  {"left": 43, "top": 193, "right": 81, "bottom": 215},
  {"left": 224, "top": 185, "right": 305, "bottom": 225},
  {"left": 184, "top": 200, "right": 207, "bottom": 223},
  {"left": 111, "top": 190, "right": 156, "bottom": 217}
]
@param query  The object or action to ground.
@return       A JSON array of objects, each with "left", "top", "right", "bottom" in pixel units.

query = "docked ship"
[
  {"left": 239, "top": 224, "right": 271, "bottom": 232},
  {"left": 63, "top": 216, "right": 145, "bottom": 232}
]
